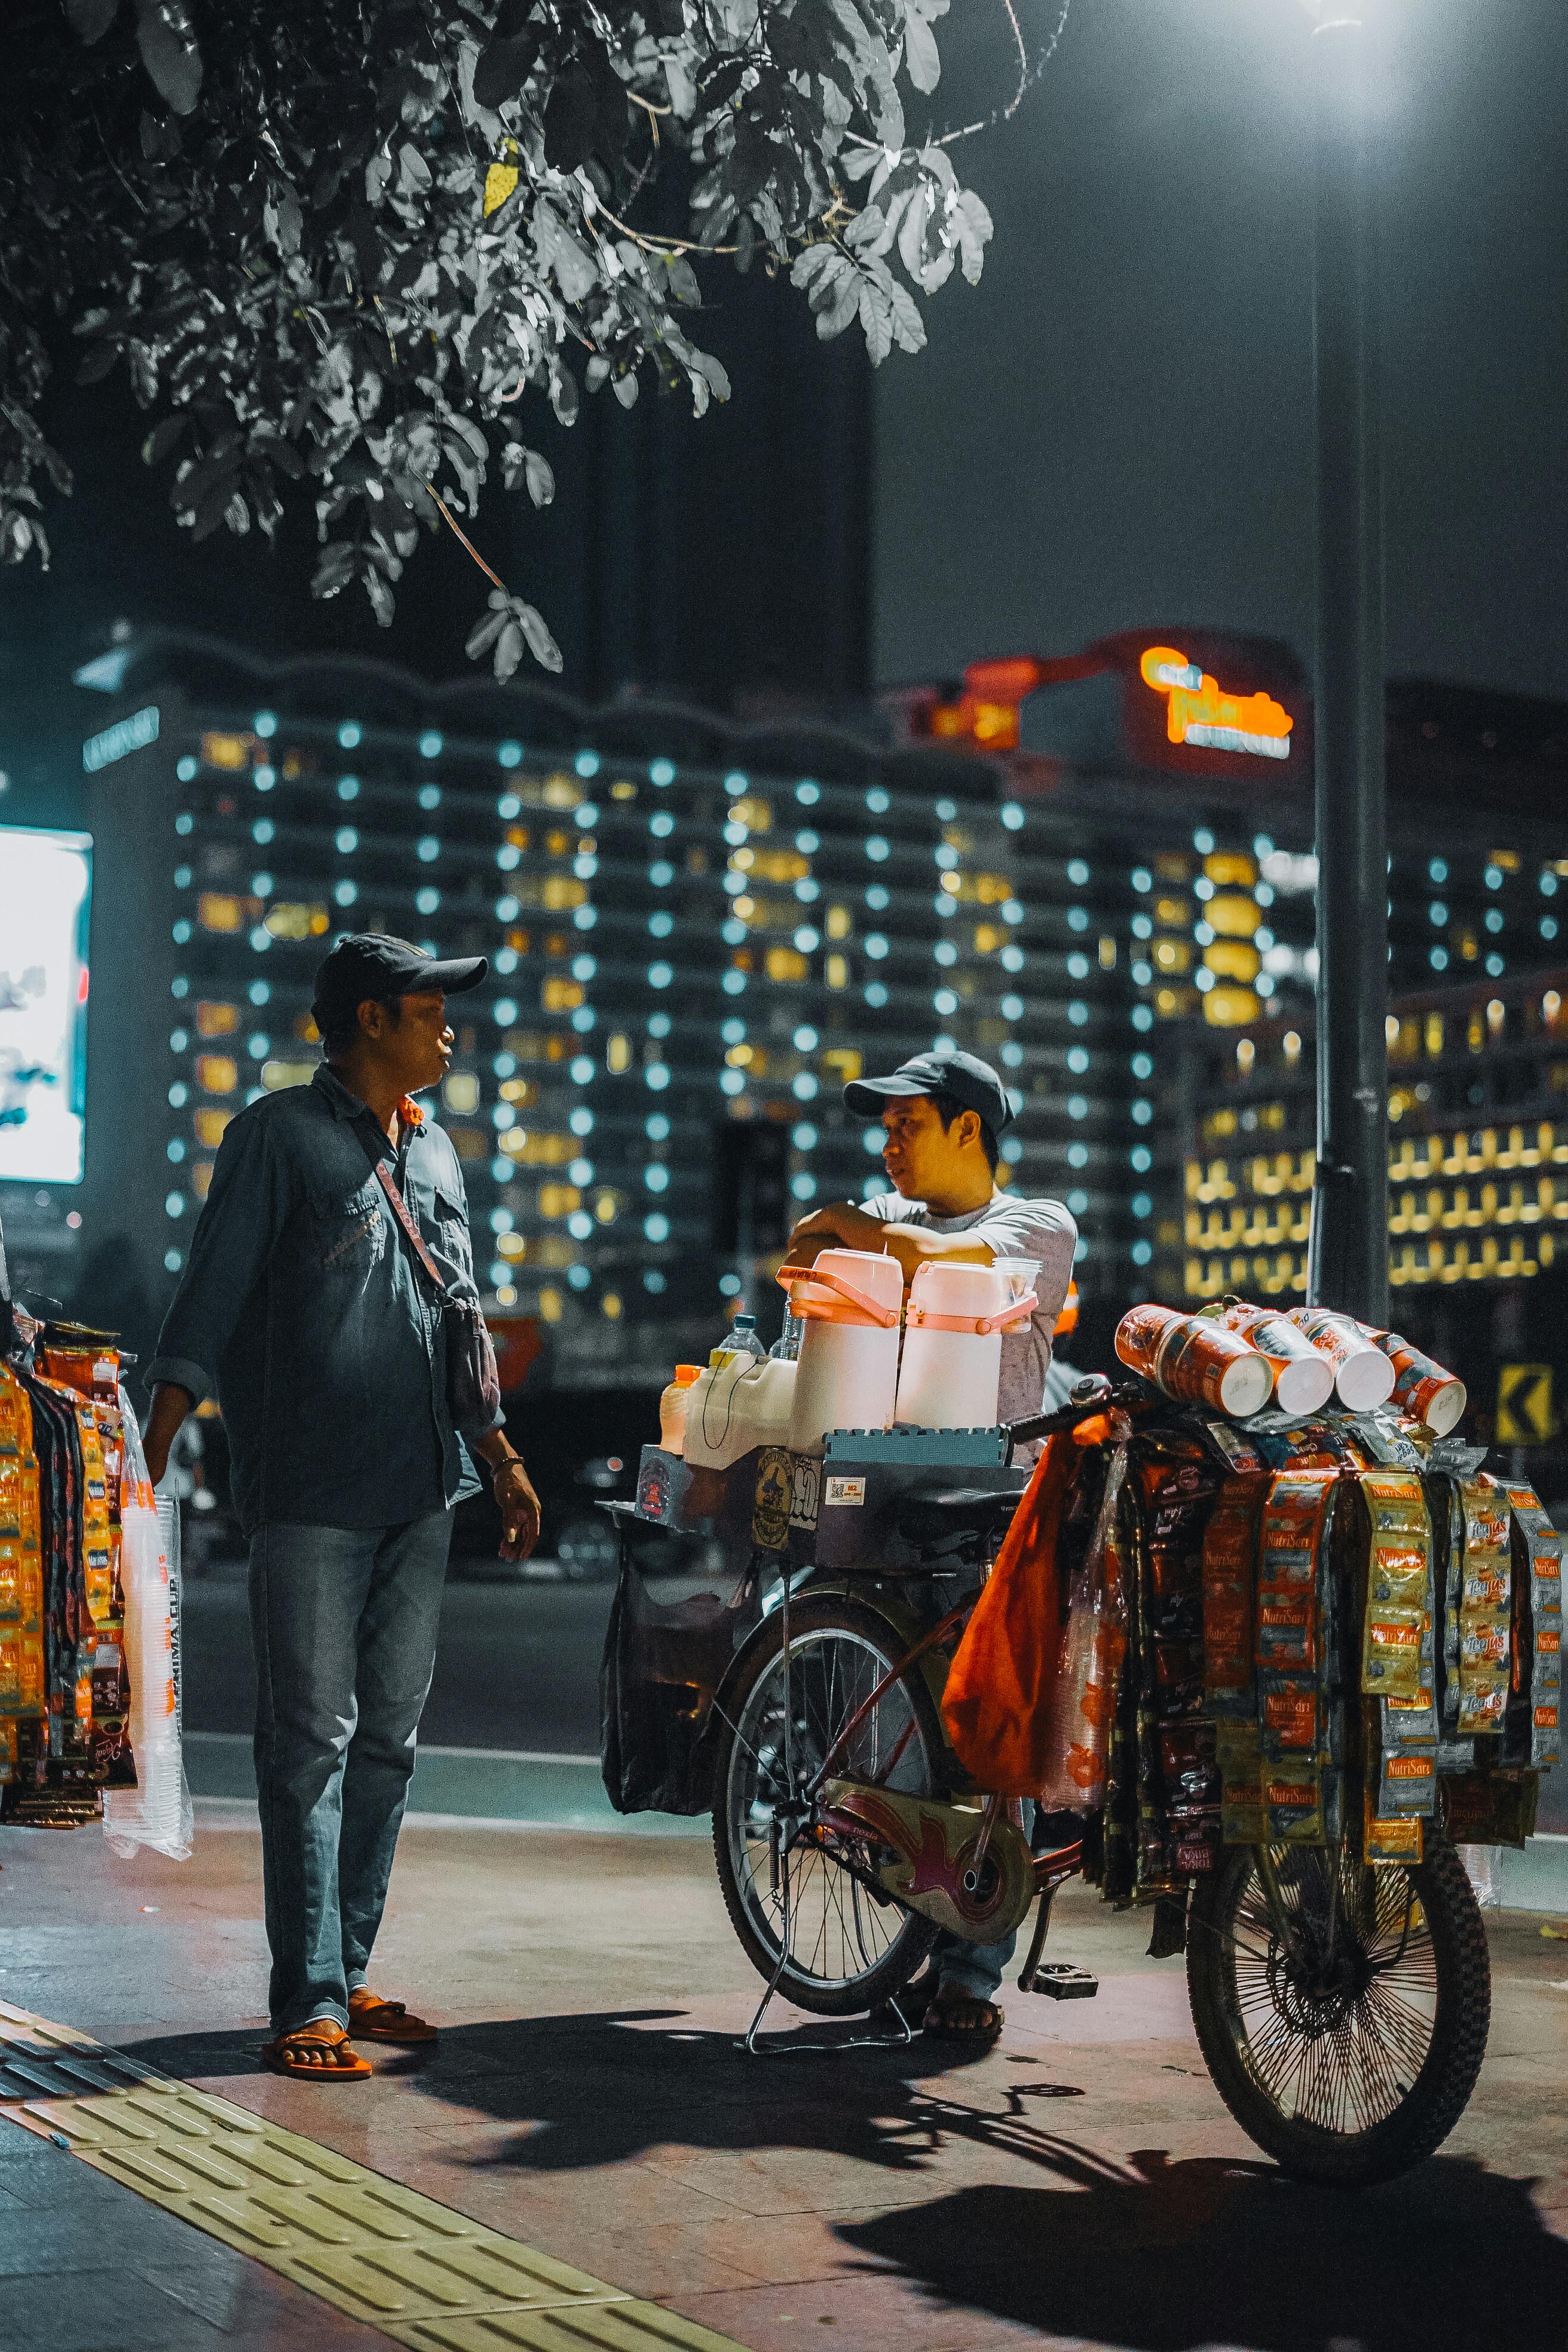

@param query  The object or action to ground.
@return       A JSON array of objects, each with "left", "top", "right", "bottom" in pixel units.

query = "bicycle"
[{"left": 705, "top": 1389, "right": 1492, "bottom": 2188}]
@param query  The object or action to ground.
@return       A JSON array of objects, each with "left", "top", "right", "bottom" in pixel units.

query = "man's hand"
[
  {"left": 785, "top": 1202, "right": 881, "bottom": 1265},
  {"left": 491, "top": 1458, "right": 542, "bottom": 1561},
  {"left": 142, "top": 1382, "right": 195, "bottom": 1490},
  {"left": 473, "top": 1433, "right": 542, "bottom": 1561}
]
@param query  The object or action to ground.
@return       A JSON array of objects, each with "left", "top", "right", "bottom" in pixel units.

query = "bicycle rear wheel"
[
  {"left": 1187, "top": 1829, "right": 1490, "bottom": 2185},
  {"left": 712, "top": 1597, "right": 944, "bottom": 2016}
]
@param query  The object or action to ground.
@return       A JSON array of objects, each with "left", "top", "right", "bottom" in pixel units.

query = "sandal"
[
  {"left": 262, "top": 2020, "right": 372, "bottom": 2080},
  {"left": 922, "top": 1992, "right": 1004, "bottom": 2047},
  {"left": 347, "top": 1989, "right": 438, "bottom": 2045}
]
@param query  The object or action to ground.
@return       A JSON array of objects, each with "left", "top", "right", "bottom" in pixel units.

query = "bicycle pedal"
[{"left": 1025, "top": 1962, "right": 1099, "bottom": 2000}]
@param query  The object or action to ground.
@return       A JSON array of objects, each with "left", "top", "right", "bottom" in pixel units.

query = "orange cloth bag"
[{"left": 939, "top": 1434, "right": 1078, "bottom": 1798}]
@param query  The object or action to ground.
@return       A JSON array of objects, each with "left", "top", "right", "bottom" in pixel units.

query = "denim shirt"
[{"left": 147, "top": 1065, "right": 495, "bottom": 1535}]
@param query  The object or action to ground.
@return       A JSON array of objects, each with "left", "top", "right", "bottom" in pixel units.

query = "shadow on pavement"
[
  {"left": 119, "top": 2013, "right": 1568, "bottom": 2349},
  {"left": 837, "top": 2155, "right": 1568, "bottom": 2352}
]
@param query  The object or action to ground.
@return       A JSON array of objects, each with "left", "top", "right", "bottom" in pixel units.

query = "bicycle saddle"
[{"left": 895, "top": 1483, "right": 1027, "bottom": 1556}]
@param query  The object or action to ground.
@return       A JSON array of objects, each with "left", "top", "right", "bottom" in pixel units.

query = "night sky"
[
  {"left": 1, "top": 0, "right": 1564, "bottom": 831},
  {"left": 874, "top": 0, "right": 1568, "bottom": 701}
]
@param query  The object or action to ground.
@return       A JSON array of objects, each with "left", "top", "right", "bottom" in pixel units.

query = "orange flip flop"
[
  {"left": 262, "top": 2021, "right": 372, "bottom": 2080},
  {"left": 347, "top": 1990, "right": 438, "bottom": 2045}
]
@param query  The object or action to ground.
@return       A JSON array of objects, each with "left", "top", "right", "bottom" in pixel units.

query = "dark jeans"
[{"left": 249, "top": 1511, "right": 454, "bottom": 2033}]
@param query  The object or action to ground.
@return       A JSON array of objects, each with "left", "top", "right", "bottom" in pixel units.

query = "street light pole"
[{"left": 1305, "top": 5, "right": 1389, "bottom": 1327}]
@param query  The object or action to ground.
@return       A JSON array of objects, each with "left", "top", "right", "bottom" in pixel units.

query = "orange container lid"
[{"left": 672, "top": 1365, "right": 703, "bottom": 1385}]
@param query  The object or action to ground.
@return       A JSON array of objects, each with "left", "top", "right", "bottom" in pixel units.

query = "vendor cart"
[{"left": 601, "top": 1377, "right": 1556, "bottom": 2187}]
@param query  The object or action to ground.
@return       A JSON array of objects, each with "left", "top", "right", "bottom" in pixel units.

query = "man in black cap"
[
  {"left": 144, "top": 935, "right": 541, "bottom": 2081},
  {"left": 786, "top": 1045, "right": 1077, "bottom": 2047}
]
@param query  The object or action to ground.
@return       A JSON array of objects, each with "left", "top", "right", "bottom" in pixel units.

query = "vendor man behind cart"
[{"left": 785, "top": 1045, "right": 1077, "bottom": 2048}]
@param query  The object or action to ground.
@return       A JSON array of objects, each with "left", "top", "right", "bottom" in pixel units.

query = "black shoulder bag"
[{"left": 370, "top": 1159, "right": 501, "bottom": 1441}]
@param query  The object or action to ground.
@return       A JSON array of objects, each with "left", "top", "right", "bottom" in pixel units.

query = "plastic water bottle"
[{"left": 729, "top": 1313, "right": 768, "bottom": 1362}]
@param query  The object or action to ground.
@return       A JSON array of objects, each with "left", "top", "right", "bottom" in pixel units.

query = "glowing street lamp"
[{"left": 1303, "top": 2, "right": 1389, "bottom": 1326}]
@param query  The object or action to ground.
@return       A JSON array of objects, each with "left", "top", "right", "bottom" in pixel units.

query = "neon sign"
[{"left": 1140, "top": 647, "right": 1293, "bottom": 761}]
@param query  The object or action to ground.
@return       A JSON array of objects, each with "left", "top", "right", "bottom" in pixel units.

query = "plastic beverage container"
[
  {"left": 659, "top": 1365, "right": 703, "bottom": 1456},
  {"left": 1215, "top": 1302, "right": 1335, "bottom": 1417},
  {"left": 1285, "top": 1306, "right": 1397, "bottom": 1410},
  {"left": 728, "top": 1313, "right": 768, "bottom": 1361},
  {"left": 683, "top": 1355, "right": 798, "bottom": 1471},
  {"left": 1371, "top": 1330, "right": 1468, "bottom": 1435},
  {"left": 780, "top": 1248, "right": 905, "bottom": 1456},
  {"left": 1115, "top": 1303, "right": 1273, "bottom": 1419},
  {"left": 895, "top": 1260, "right": 1021, "bottom": 1431}
]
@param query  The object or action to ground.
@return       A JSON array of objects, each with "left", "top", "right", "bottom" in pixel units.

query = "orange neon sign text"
[{"left": 1140, "top": 646, "right": 1294, "bottom": 761}]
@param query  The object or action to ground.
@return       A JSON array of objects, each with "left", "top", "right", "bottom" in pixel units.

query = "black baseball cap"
[
  {"left": 311, "top": 933, "right": 488, "bottom": 1030},
  {"left": 843, "top": 1048, "right": 1014, "bottom": 1132}
]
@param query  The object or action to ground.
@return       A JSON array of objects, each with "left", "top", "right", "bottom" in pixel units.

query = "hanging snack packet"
[{"left": 1455, "top": 1474, "right": 1512, "bottom": 1737}]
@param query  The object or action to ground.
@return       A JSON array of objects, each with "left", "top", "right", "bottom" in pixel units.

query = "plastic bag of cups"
[{"left": 1115, "top": 1301, "right": 1466, "bottom": 1431}]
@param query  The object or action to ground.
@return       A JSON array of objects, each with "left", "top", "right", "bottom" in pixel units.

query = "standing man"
[
  {"left": 785, "top": 1046, "right": 1077, "bottom": 2048},
  {"left": 143, "top": 936, "right": 541, "bottom": 2081}
]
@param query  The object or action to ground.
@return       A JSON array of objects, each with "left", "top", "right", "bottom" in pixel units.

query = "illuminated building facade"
[{"left": 71, "top": 633, "right": 1568, "bottom": 1396}]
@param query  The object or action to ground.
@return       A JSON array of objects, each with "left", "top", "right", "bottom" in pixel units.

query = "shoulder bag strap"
[{"left": 371, "top": 1159, "right": 447, "bottom": 1294}]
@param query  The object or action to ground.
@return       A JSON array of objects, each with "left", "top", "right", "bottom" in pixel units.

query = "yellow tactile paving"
[{"left": 0, "top": 2001, "right": 746, "bottom": 2352}]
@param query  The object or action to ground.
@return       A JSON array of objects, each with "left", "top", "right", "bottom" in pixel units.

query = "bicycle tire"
[
  {"left": 712, "top": 1595, "right": 945, "bottom": 2016},
  {"left": 1187, "top": 1827, "right": 1490, "bottom": 2185}
]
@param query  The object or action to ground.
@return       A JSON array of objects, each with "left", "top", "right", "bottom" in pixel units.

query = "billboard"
[{"left": 0, "top": 826, "right": 93, "bottom": 1185}]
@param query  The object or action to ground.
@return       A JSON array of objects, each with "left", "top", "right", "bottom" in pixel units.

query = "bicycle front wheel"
[
  {"left": 712, "top": 1597, "right": 944, "bottom": 2016},
  {"left": 1187, "top": 1829, "right": 1490, "bottom": 2185}
]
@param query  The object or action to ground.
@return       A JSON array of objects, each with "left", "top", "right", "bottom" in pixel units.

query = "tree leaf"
[
  {"left": 493, "top": 617, "right": 525, "bottom": 680},
  {"left": 133, "top": 0, "right": 203, "bottom": 115},
  {"left": 66, "top": 0, "right": 121, "bottom": 43},
  {"left": 524, "top": 448, "right": 554, "bottom": 506},
  {"left": 465, "top": 605, "right": 509, "bottom": 660},
  {"left": 902, "top": 8, "right": 941, "bottom": 93}
]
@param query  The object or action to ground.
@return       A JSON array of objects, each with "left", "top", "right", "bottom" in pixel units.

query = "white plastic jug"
[
  {"left": 682, "top": 1353, "right": 798, "bottom": 1472},
  {"left": 894, "top": 1259, "right": 1035, "bottom": 1432},
  {"left": 779, "top": 1248, "right": 905, "bottom": 1456}
]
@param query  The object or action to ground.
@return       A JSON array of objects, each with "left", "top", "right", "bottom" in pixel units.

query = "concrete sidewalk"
[{"left": 1, "top": 1803, "right": 1567, "bottom": 2351}]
